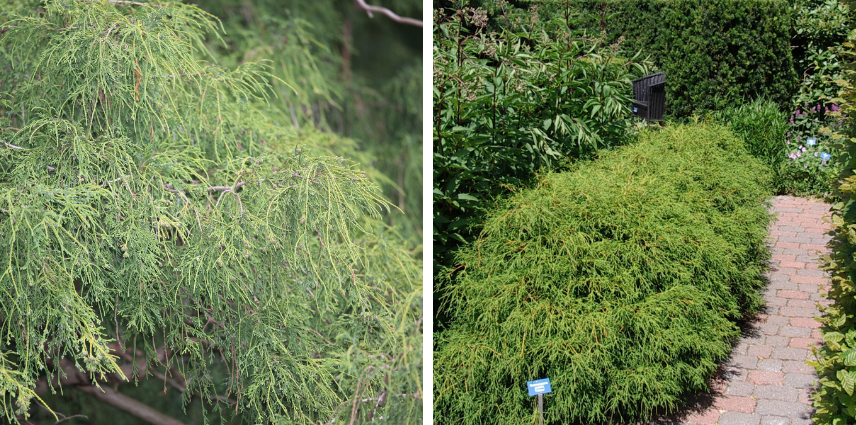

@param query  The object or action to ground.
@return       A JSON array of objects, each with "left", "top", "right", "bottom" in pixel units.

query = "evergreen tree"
[{"left": 0, "top": 1, "right": 422, "bottom": 423}]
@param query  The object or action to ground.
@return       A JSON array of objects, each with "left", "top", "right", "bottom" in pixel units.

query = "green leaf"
[
  {"left": 840, "top": 369, "right": 855, "bottom": 396},
  {"left": 844, "top": 349, "right": 856, "bottom": 367}
]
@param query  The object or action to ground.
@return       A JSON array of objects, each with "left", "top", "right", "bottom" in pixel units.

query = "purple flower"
[
  {"left": 804, "top": 163, "right": 808, "bottom": 168},
  {"left": 801, "top": 146, "right": 807, "bottom": 152},
  {"left": 798, "top": 135, "right": 802, "bottom": 140},
  {"left": 787, "top": 140, "right": 791, "bottom": 145},
  {"left": 797, "top": 151, "right": 802, "bottom": 158},
  {"left": 788, "top": 153, "right": 797, "bottom": 159},
  {"left": 787, "top": 132, "right": 791, "bottom": 137},
  {"left": 815, "top": 152, "right": 820, "bottom": 156},
  {"left": 833, "top": 104, "right": 840, "bottom": 112}
]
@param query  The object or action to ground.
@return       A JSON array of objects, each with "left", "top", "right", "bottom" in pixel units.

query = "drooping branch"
[
  {"left": 354, "top": 0, "right": 422, "bottom": 27},
  {"left": 76, "top": 386, "right": 188, "bottom": 425}
]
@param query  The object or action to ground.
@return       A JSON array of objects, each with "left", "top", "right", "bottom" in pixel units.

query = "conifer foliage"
[
  {"left": 0, "top": 1, "right": 421, "bottom": 423},
  {"left": 435, "top": 124, "right": 773, "bottom": 424}
]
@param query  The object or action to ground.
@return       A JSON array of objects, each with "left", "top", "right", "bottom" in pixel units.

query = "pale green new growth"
[{"left": 0, "top": 1, "right": 421, "bottom": 423}]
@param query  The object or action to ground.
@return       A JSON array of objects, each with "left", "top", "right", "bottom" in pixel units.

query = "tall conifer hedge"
[
  {"left": 573, "top": 0, "right": 796, "bottom": 116},
  {"left": 435, "top": 123, "right": 773, "bottom": 424}
]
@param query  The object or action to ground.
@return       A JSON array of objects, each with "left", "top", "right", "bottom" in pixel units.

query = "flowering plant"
[{"left": 780, "top": 103, "right": 844, "bottom": 195}]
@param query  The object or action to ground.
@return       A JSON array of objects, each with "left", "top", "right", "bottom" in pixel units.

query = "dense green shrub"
[
  {"left": 809, "top": 4, "right": 856, "bottom": 421},
  {"left": 713, "top": 99, "right": 790, "bottom": 173},
  {"left": 434, "top": 123, "right": 773, "bottom": 424},
  {"left": 791, "top": 0, "right": 853, "bottom": 109},
  {"left": 711, "top": 98, "right": 841, "bottom": 196},
  {"left": 573, "top": 0, "right": 796, "bottom": 117},
  {"left": 432, "top": 6, "right": 651, "bottom": 324}
]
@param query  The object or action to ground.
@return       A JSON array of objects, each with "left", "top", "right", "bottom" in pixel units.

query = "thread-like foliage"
[
  {"left": 435, "top": 123, "right": 773, "bottom": 424},
  {"left": 0, "top": 1, "right": 421, "bottom": 424}
]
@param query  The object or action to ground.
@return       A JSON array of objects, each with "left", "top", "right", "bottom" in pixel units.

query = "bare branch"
[
  {"left": 208, "top": 181, "right": 246, "bottom": 192},
  {"left": 3, "top": 142, "right": 25, "bottom": 150},
  {"left": 354, "top": 0, "right": 422, "bottom": 27},
  {"left": 76, "top": 385, "right": 188, "bottom": 425},
  {"left": 308, "top": 328, "right": 334, "bottom": 345}
]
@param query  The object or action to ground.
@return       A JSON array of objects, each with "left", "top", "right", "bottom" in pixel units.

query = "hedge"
[
  {"left": 434, "top": 123, "right": 774, "bottom": 424},
  {"left": 574, "top": 0, "right": 796, "bottom": 117}
]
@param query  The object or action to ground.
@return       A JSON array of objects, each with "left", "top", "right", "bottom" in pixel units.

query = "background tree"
[{"left": 0, "top": 0, "right": 422, "bottom": 424}]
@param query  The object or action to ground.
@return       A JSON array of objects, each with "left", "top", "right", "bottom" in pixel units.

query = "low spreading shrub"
[{"left": 434, "top": 123, "right": 774, "bottom": 424}]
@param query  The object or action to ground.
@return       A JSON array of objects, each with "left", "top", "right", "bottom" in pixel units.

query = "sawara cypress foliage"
[
  {"left": 435, "top": 123, "right": 773, "bottom": 424},
  {"left": 0, "top": 1, "right": 421, "bottom": 424}
]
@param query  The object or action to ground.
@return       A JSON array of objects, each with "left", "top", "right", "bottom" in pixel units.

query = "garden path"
[{"left": 652, "top": 195, "right": 832, "bottom": 425}]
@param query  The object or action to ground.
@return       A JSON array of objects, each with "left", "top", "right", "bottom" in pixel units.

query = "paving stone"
[
  {"left": 760, "top": 416, "right": 790, "bottom": 425},
  {"left": 725, "top": 381, "right": 756, "bottom": 397},
  {"left": 782, "top": 360, "right": 814, "bottom": 374},
  {"left": 748, "top": 345, "right": 773, "bottom": 358},
  {"left": 733, "top": 341, "right": 750, "bottom": 356},
  {"left": 788, "top": 337, "right": 821, "bottom": 350},
  {"left": 792, "top": 275, "right": 827, "bottom": 285},
  {"left": 719, "top": 412, "right": 761, "bottom": 425},
  {"left": 766, "top": 315, "right": 791, "bottom": 326},
  {"left": 785, "top": 299, "right": 818, "bottom": 309},
  {"left": 779, "top": 236, "right": 813, "bottom": 244},
  {"left": 754, "top": 384, "right": 799, "bottom": 402},
  {"left": 765, "top": 336, "right": 790, "bottom": 348},
  {"left": 772, "top": 348, "right": 809, "bottom": 361},
  {"left": 729, "top": 355, "right": 758, "bottom": 369},
  {"left": 684, "top": 409, "right": 720, "bottom": 425},
  {"left": 778, "top": 290, "right": 809, "bottom": 300},
  {"left": 779, "top": 307, "right": 817, "bottom": 318},
  {"left": 713, "top": 396, "right": 756, "bottom": 413},
  {"left": 758, "top": 323, "right": 782, "bottom": 335},
  {"left": 756, "top": 400, "right": 811, "bottom": 417},
  {"left": 789, "top": 317, "right": 822, "bottom": 329},
  {"left": 783, "top": 373, "right": 817, "bottom": 388},
  {"left": 778, "top": 326, "right": 811, "bottom": 338},
  {"left": 795, "top": 268, "right": 825, "bottom": 277},
  {"left": 723, "top": 366, "right": 749, "bottom": 382},
  {"left": 767, "top": 296, "right": 789, "bottom": 306},
  {"left": 757, "top": 358, "right": 783, "bottom": 372},
  {"left": 747, "top": 371, "right": 785, "bottom": 385}
]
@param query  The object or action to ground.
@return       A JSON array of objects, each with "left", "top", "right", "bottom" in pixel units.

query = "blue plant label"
[
  {"left": 821, "top": 152, "right": 831, "bottom": 160},
  {"left": 807, "top": 138, "right": 817, "bottom": 146},
  {"left": 527, "top": 378, "right": 552, "bottom": 396},
  {"left": 633, "top": 107, "right": 638, "bottom": 113}
]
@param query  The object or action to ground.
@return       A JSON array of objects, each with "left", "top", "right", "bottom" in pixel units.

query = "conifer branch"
[
  {"left": 76, "top": 386, "right": 187, "bottom": 425},
  {"left": 353, "top": 0, "right": 423, "bottom": 27}
]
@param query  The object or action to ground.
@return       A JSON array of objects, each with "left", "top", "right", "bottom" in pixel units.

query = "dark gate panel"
[{"left": 631, "top": 72, "right": 666, "bottom": 122}]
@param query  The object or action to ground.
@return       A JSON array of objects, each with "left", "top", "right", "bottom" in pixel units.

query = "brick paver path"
[{"left": 652, "top": 196, "right": 833, "bottom": 425}]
